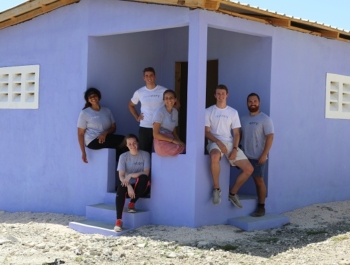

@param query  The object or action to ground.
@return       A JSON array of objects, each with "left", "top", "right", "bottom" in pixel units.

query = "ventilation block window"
[
  {"left": 325, "top": 73, "right": 350, "bottom": 119},
  {"left": 0, "top": 65, "right": 40, "bottom": 109}
]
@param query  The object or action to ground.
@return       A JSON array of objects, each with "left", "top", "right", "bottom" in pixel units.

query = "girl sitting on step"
[
  {"left": 114, "top": 134, "right": 150, "bottom": 232},
  {"left": 153, "top": 90, "right": 185, "bottom": 156}
]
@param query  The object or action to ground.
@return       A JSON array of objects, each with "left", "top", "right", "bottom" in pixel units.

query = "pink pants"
[{"left": 154, "top": 133, "right": 185, "bottom": 156}]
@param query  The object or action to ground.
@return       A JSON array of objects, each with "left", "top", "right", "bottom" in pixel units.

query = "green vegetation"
[
  {"left": 306, "top": 230, "right": 327, "bottom": 235},
  {"left": 220, "top": 244, "right": 239, "bottom": 251}
]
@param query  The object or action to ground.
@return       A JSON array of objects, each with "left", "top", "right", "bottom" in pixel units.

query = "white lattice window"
[
  {"left": 0, "top": 65, "right": 40, "bottom": 109},
  {"left": 325, "top": 73, "right": 350, "bottom": 119}
]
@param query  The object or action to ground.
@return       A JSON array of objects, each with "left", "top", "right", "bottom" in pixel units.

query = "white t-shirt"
[
  {"left": 205, "top": 105, "right": 241, "bottom": 142},
  {"left": 131, "top": 85, "right": 167, "bottom": 128},
  {"left": 153, "top": 105, "right": 178, "bottom": 134}
]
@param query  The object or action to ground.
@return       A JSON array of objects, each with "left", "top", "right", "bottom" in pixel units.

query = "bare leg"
[
  {"left": 253, "top": 177, "right": 266, "bottom": 204},
  {"left": 210, "top": 149, "right": 221, "bottom": 189},
  {"left": 229, "top": 159, "right": 253, "bottom": 194}
]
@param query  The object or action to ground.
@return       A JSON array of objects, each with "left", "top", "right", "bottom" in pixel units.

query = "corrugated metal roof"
[
  {"left": 0, "top": 0, "right": 349, "bottom": 42},
  {"left": 229, "top": 0, "right": 350, "bottom": 33}
]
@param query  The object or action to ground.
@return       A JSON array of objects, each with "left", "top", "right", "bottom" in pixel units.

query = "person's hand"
[
  {"left": 216, "top": 141, "right": 228, "bottom": 154},
  {"left": 173, "top": 139, "right": 185, "bottom": 146},
  {"left": 121, "top": 175, "right": 131, "bottom": 187},
  {"left": 82, "top": 152, "right": 88, "bottom": 163},
  {"left": 136, "top": 113, "right": 144, "bottom": 122},
  {"left": 228, "top": 149, "right": 237, "bottom": 161},
  {"left": 258, "top": 154, "right": 267, "bottom": 165},
  {"left": 97, "top": 132, "right": 107, "bottom": 144},
  {"left": 127, "top": 185, "right": 135, "bottom": 199}
]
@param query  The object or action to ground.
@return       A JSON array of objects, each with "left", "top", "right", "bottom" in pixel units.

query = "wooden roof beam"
[
  {"left": 0, "top": 0, "right": 79, "bottom": 30},
  {"left": 319, "top": 30, "right": 339, "bottom": 39},
  {"left": 288, "top": 26, "right": 321, "bottom": 36},
  {"left": 219, "top": 9, "right": 267, "bottom": 24},
  {"left": 204, "top": 0, "right": 221, "bottom": 10},
  {"left": 265, "top": 17, "right": 290, "bottom": 27}
]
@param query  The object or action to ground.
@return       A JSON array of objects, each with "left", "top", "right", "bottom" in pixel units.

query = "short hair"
[
  {"left": 143, "top": 67, "right": 156, "bottom": 76},
  {"left": 215, "top": 84, "right": 228, "bottom": 94},
  {"left": 247, "top": 93, "right": 260, "bottom": 102},
  {"left": 163, "top": 89, "right": 177, "bottom": 99}
]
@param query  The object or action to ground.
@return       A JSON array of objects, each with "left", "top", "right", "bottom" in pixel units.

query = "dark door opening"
[{"left": 175, "top": 60, "right": 218, "bottom": 145}]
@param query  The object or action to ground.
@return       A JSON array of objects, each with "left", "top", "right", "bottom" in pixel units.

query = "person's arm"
[
  {"left": 228, "top": 128, "right": 240, "bottom": 160},
  {"left": 119, "top": 169, "right": 128, "bottom": 187},
  {"left": 258, "top": 133, "right": 274, "bottom": 164},
  {"left": 78, "top": 128, "right": 88, "bottom": 163},
  {"left": 96, "top": 123, "right": 116, "bottom": 144},
  {"left": 153, "top": 122, "right": 174, "bottom": 141},
  {"left": 122, "top": 168, "right": 150, "bottom": 188},
  {"left": 126, "top": 168, "right": 150, "bottom": 180},
  {"left": 205, "top": 126, "right": 228, "bottom": 154},
  {"left": 172, "top": 127, "right": 185, "bottom": 146},
  {"left": 128, "top": 100, "right": 144, "bottom": 122}
]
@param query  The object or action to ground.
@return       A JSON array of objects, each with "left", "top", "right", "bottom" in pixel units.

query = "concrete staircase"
[
  {"left": 69, "top": 202, "right": 151, "bottom": 236},
  {"left": 69, "top": 193, "right": 289, "bottom": 236}
]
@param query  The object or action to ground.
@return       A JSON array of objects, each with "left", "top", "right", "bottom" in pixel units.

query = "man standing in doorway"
[
  {"left": 240, "top": 93, "right": 274, "bottom": 217},
  {"left": 205, "top": 84, "right": 253, "bottom": 207},
  {"left": 128, "top": 67, "right": 169, "bottom": 154}
]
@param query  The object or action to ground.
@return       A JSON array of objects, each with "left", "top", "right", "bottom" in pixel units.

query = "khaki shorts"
[{"left": 207, "top": 140, "right": 247, "bottom": 166}]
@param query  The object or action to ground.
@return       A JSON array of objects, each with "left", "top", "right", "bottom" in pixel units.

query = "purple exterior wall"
[{"left": 1, "top": 0, "right": 350, "bottom": 226}]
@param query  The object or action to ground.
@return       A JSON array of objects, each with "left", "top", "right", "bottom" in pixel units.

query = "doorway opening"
[{"left": 174, "top": 59, "right": 218, "bottom": 146}]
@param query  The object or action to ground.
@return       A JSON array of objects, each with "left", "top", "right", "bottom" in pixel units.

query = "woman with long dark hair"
[
  {"left": 114, "top": 134, "right": 150, "bottom": 232},
  {"left": 77, "top": 87, "right": 125, "bottom": 163}
]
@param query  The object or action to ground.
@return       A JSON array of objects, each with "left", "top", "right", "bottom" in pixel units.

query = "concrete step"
[
  {"left": 86, "top": 203, "right": 151, "bottom": 229},
  {"left": 228, "top": 214, "right": 290, "bottom": 231},
  {"left": 69, "top": 219, "right": 131, "bottom": 236}
]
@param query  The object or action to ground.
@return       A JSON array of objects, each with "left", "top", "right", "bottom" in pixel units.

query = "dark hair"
[
  {"left": 247, "top": 93, "right": 260, "bottom": 102},
  {"left": 143, "top": 67, "right": 156, "bottom": 76},
  {"left": 83, "top": 88, "right": 101, "bottom": 109},
  {"left": 121, "top": 134, "right": 139, "bottom": 147},
  {"left": 215, "top": 84, "right": 228, "bottom": 94},
  {"left": 163, "top": 89, "right": 176, "bottom": 99}
]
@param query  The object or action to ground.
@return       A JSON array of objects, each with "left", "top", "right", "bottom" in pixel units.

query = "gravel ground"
[{"left": 1, "top": 200, "right": 350, "bottom": 265}]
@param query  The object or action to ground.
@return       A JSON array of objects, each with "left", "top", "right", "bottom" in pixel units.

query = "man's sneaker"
[
  {"left": 114, "top": 219, "right": 122, "bottom": 232},
  {"left": 251, "top": 207, "right": 265, "bottom": 217},
  {"left": 212, "top": 189, "right": 222, "bottom": 205},
  {"left": 127, "top": 202, "right": 136, "bottom": 213},
  {"left": 228, "top": 194, "right": 243, "bottom": 208}
]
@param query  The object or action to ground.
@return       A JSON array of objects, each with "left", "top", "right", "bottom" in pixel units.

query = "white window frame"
[
  {"left": 0, "top": 65, "right": 40, "bottom": 109},
  {"left": 325, "top": 73, "right": 350, "bottom": 119}
]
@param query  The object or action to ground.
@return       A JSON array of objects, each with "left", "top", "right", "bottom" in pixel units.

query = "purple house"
[{"left": 1, "top": 0, "right": 350, "bottom": 234}]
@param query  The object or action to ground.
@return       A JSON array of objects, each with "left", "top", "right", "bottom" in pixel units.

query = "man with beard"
[{"left": 240, "top": 93, "right": 274, "bottom": 217}]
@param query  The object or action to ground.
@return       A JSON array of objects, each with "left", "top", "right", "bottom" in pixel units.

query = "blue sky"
[{"left": 0, "top": 0, "right": 349, "bottom": 31}]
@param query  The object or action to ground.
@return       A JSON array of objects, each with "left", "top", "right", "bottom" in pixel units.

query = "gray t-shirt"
[
  {"left": 77, "top": 107, "right": 115, "bottom": 146},
  {"left": 153, "top": 105, "right": 178, "bottom": 134},
  {"left": 240, "top": 112, "right": 274, "bottom": 160},
  {"left": 117, "top": 150, "right": 150, "bottom": 184}
]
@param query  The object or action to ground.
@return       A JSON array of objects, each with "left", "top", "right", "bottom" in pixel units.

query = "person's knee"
[
  {"left": 117, "top": 185, "right": 127, "bottom": 196},
  {"left": 254, "top": 177, "right": 265, "bottom": 187},
  {"left": 243, "top": 162, "right": 254, "bottom": 176},
  {"left": 138, "top": 174, "right": 148, "bottom": 182},
  {"left": 210, "top": 151, "right": 221, "bottom": 163}
]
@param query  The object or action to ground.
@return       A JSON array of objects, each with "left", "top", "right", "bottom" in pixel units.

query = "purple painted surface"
[{"left": 0, "top": 0, "right": 350, "bottom": 228}]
